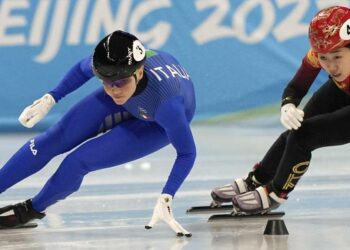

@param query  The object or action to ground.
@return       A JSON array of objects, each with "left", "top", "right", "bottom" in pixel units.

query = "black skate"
[
  {"left": 207, "top": 210, "right": 285, "bottom": 221},
  {"left": 0, "top": 199, "right": 45, "bottom": 229}
]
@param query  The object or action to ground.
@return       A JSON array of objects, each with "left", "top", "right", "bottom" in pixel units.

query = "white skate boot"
[
  {"left": 232, "top": 186, "right": 287, "bottom": 215},
  {"left": 211, "top": 172, "right": 261, "bottom": 207}
]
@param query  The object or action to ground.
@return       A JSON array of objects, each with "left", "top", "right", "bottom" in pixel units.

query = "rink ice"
[{"left": 1, "top": 115, "right": 350, "bottom": 250}]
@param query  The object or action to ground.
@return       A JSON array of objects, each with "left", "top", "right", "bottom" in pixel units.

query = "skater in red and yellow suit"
[{"left": 212, "top": 5, "right": 350, "bottom": 214}]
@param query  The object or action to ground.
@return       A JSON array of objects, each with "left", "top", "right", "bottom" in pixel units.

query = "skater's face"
[
  {"left": 318, "top": 47, "right": 350, "bottom": 82},
  {"left": 103, "top": 66, "right": 144, "bottom": 105}
]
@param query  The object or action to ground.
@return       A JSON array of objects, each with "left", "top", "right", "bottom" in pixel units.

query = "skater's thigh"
[
  {"left": 293, "top": 103, "right": 350, "bottom": 150},
  {"left": 303, "top": 80, "right": 350, "bottom": 119},
  {"left": 46, "top": 88, "right": 128, "bottom": 151},
  {"left": 66, "top": 118, "right": 170, "bottom": 171}
]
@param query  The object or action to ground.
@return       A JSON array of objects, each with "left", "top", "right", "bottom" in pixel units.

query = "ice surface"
[{"left": 1, "top": 116, "right": 350, "bottom": 250}]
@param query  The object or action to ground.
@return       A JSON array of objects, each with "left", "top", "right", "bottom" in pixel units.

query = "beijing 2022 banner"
[{"left": 0, "top": 0, "right": 345, "bottom": 131}]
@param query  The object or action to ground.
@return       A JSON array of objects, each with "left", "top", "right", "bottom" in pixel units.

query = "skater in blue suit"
[{"left": 0, "top": 30, "right": 196, "bottom": 236}]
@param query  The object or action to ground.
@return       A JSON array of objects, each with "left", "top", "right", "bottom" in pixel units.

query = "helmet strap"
[
  {"left": 133, "top": 73, "right": 138, "bottom": 85},
  {"left": 132, "top": 70, "right": 147, "bottom": 97}
]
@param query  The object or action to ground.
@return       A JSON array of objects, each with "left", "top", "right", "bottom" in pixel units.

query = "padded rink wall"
[{"left": 0, "top": 0, "right": 339, "bottom": 131}]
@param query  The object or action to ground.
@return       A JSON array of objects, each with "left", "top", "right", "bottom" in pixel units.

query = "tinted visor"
[{"left": 102, "top": 75, "right": 135, "bottom": 88}]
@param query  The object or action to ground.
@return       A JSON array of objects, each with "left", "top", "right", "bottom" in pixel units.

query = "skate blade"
[
  {"left": 186, "top": 205, "right": 233, "bottom": 214},
  {"left": 210, "top": 200, "right": 222, "bottom": 208},
  {"left": 208, "top": 211, "right": 285, "bottom": 221},
  {"left": 0, "top": 222, "right": 38, "bottom": 230}
]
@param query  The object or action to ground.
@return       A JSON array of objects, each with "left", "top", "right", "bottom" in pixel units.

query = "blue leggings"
[{"left": 0, "top": 88, "right": 169, "bottom": 211}]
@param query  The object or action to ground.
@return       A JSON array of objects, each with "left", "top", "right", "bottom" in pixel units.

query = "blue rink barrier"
[{"left": 0, "top": 0, "right": 338, "bottom": 131}]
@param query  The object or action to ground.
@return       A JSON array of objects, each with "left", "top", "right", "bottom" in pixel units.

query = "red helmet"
[{"left": 309, "top": 6, "right": 350, "bottom": 53}]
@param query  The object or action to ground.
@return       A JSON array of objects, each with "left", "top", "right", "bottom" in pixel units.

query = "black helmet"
[{"left": 92, "top": 30, "right": 146, "bottom": 81}]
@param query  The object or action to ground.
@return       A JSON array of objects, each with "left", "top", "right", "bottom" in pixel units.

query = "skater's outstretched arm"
[
  {"left": 145, "top": 96, "right": 195, "bottom": 236},
  {"left": 19, "top": 55, "right": 94, "bottom": 128}
]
